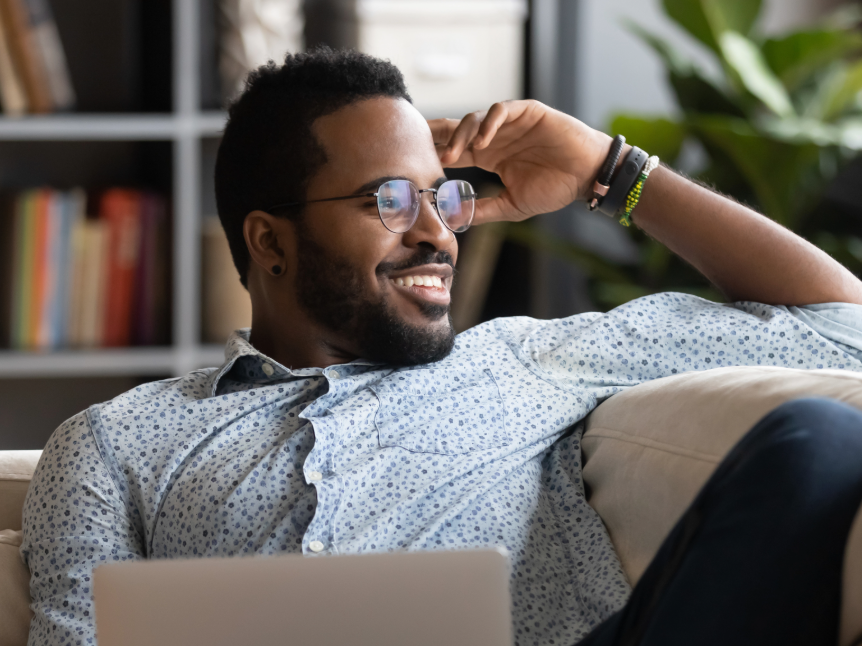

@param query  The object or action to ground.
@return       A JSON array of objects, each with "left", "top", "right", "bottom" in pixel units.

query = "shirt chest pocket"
[{"left": 370, "top": 368, "right": 509, "bottom": 455}]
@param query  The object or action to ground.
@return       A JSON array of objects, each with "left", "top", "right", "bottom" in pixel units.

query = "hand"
[{"left": 428, "top": 100, "right": 615, "bottom": 225}]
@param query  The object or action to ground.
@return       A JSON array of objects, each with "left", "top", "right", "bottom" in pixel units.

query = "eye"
[{"left": 380, "top": 196, "right": 403, "bottom": 210}]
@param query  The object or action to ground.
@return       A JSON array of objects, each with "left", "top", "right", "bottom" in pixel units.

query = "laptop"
[{"left": 93, "top": 548, "right": 513, "bottom": 646}]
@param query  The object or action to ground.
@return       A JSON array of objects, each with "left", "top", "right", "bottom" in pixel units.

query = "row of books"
[
  {"left": 0, "top": 0, "right": 73, "bottom": 114},
  {"left": 0, "top": 188, "right": 170, "bottom": 350}
]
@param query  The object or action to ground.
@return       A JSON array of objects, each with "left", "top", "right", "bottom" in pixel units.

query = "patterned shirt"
[{"left": 21, "top": 293, "right": 862, "bottom": 646}]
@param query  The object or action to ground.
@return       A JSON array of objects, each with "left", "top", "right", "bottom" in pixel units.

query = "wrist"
[{"left": 579, "top": 133, "right": 632, "bottom": 202}]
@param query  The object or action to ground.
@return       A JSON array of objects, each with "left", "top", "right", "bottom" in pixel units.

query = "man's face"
[{"left": 290, "top": 97, "right": 459, "bottom": 365}]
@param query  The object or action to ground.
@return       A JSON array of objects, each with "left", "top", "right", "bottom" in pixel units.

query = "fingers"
[
  {"left": 429, "top": 101, "right": 529, "bottom": 168},
  {"left": 472, "top": 190, "right": 530, "bottom": 226},
  {"left": 439, "top": 110, "right": 487, "bottom": 166}
]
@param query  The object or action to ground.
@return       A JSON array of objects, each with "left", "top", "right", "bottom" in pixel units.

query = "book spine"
[
  {"left": 23, "top": 0, "right": 72, "bottom": 109},
  {"left": 0, "top": 4, "right": 27, "bottom": 114},
  {"left": 132, "top": 192, "right": 154, "bottom": 346},
  {"left": 101, "top": 189, "right": 142, "bottom": 347},
  {"left": 0, "top": 0, "right": 51, "bottom": 112},
  {"left": 58, "top": 188, "right": 85, "bottom": 347},
  {"left": 14, "top": 190, "right": 36, "bottom": 349},
  {"left": 37, "top": 188, "right": 60, "bottom": 350},
  {"left": 79, "top": 220, "right": 106, "bottom": 347},
  {"left": 27, "top": 189, "right": 48, "bottom": 349},
  {"left": 66, "top": 215, "right": 85, "bottom": 347}
]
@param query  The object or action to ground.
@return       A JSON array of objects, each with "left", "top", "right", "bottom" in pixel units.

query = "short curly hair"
[{"left": 214, "top": 46, "right": 412, "bottom": 287}]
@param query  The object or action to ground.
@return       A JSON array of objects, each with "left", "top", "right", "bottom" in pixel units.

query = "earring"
[{"left": 271, "top": 265, "right": 282, "bottom": 276}]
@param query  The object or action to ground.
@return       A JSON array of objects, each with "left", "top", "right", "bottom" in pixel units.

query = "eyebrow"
[{"left": 352, "top": 175, "right": 450, "bottom": 195}]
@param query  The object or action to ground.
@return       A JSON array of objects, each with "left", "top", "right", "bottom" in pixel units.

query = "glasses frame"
[{"left": 266, "top": 179, "right": 477, "bottom": 234}]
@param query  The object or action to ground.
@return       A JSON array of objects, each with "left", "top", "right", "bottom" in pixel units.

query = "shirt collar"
[{"left": 207, "top": 328, "right": 383, "bottom": 396}]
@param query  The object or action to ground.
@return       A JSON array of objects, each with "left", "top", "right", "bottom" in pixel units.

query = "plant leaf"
[
  {"left": 719, "top": 31, "right": 795, "bottom": 117},
  {"left": 663, "top": 0, "right": 763, "bottom": 52},
  {"left": 669, "top": 72, "right": 747, "bottom": 117},
  {"left": 624, "top": 20, "right": 746, "bottom": 117},
  {"left": 609, "top": 115, "right": 687, "bottom": 163},
  {"left": 763, "top": 29, "right": 862, "bottom": 89},
  {"left": 624, "top": 20, "right": 695, "bottom": 75},
  {"left": 691, "top": 115, "right": 823, "bottom": 227},
  {"left": 805, "top": 60, "right": 862, "bottom": 121}
]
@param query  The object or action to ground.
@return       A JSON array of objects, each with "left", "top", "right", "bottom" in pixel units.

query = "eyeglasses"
[{"left": 266, "top": 179, "right": 477, "bottom": 234}]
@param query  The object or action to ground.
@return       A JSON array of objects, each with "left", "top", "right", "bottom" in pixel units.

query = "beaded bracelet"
[{"left": 619, "top": 155, "right": 660, "bottom": 227}]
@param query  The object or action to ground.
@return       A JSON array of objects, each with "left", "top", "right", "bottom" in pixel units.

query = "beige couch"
[{"left": 2, "top": 366, "right": 861, "bottom": 646}]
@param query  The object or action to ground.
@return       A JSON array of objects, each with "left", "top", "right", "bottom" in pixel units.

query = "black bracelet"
[
  {"left": 597, "top": 146, "right": 648, "bottom": 218},
  {"left": 589, "top": 135, "right": 626, "bottom": 211}
]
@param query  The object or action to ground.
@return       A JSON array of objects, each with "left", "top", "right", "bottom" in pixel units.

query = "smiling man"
[{"left": 21, "top": 47, "right": 862, "bottom": 646}]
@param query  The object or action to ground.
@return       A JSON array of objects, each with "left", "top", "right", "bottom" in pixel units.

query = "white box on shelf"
[{"left": 320, "top": 0, "right": 528, "bottom": 118}]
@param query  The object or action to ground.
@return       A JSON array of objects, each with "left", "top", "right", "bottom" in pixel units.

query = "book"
[
  {"left": 23, "top": 0, "right": 73, "bottom": 110},
  {"left": 66, "top": 208, "right": 87, "bottom": 347},
  {"left": 54, "top": 189, "right": 85, "bottom": 346},
  {"left": 0, "top": 0, "right": 51, "bottom": 112},
  {"left": 0, "top": 192, "right": 16, "bottom": 348},
  {"left": 101, "top": 189, "right": 142, "bottom": 347},
  {"left": 78, "top": 218, "right": 108, "bottom": 348},
  {"left": 0, "top": 5, "right": 26, "bottom": 114},
  {"left": 36, "top": 188, "right": 61, "bottom": 349},
  {"left": 131, "top": 192, "right": 168, "bottom": 346},
  {"left": 27, "top": 188, "right": 49, "bottom": 349},
  {"left": 10, "top": 190, "right": 34, "bottom": 349}
]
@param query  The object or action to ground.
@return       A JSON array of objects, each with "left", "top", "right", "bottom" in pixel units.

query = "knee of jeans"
[{"left": 756, "top": 397, "right": 862, "bottom": 458}]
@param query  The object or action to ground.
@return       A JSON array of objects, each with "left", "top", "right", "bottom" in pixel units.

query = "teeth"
[{"left": 391, "top": 275, "right": 446, "bottom": 289}]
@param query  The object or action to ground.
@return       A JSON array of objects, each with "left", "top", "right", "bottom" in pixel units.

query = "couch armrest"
[
  {"left": 582, "top": 366, "right": 862, "bottom": 645},
  {"left": 0, "top": 451, "right": 42, "bottom": 532}
]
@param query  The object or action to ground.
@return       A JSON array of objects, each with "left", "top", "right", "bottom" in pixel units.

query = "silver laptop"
[{"left": 93, "top": 548, "right": 513, "bottom": 646}]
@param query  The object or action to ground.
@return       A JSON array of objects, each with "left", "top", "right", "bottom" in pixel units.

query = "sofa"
[{"left": 1, "top": 366, "right": 861, "bottom": 646}]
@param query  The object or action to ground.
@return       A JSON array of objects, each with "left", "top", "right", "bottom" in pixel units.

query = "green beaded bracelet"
[{"left": 619, "top": 155, "right": 660, "bottom": 227}]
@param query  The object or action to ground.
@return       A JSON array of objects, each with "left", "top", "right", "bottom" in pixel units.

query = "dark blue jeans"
[{"left": 578, "top": 397, "right": 862, "bottom": 646}]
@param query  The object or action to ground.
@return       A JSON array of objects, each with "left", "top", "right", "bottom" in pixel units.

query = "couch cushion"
[
  {"left": 0, "top": 451, "right": 42, "bottom": 532},
  {"left": 582, "top": 366, "right": 862, "bottom": 644},
  {"left": 0, "top": 529, "right": 31, "bottom": 646}
]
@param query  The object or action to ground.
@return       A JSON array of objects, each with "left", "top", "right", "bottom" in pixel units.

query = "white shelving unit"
[{"left": 0, "top": 0, "right": 228, "bottom": 379}]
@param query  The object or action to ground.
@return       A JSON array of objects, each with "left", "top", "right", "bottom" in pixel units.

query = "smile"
[{"left": 389, "top": 274, "right": 451, "bottom": 306}]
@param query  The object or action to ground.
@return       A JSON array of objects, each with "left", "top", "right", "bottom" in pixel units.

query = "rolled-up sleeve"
[{"left": 21, "top": 411, "right": 144, "bottom": 646}]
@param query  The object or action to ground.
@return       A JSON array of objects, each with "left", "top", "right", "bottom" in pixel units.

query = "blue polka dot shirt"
[{"left": 20, "top": 294, "right": 862, "bottom": 646}]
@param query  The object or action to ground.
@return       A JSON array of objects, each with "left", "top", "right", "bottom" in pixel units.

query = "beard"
[{"left": 293, "top": 229, "right": 456, "bottom": 366}]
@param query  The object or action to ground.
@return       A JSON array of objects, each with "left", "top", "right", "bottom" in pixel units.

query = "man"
[{"left": 21, "top": 47, "right": 862, "bottom": 646}]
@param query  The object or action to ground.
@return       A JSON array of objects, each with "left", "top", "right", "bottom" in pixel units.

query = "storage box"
[{"left": 307, "top": 0, "right": 527, "bottom": 118}]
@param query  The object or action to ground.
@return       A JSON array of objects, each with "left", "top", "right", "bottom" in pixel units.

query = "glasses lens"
[
  {"left": 436, "top": 180, "right": 475, "bottom": 233},
  {"left": 377, "top": 180, "right": 420, "bottom": 233}
]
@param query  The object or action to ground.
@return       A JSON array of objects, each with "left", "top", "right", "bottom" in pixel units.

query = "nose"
[{"left": 401, "top": 191, "right": 454, "bottom": 252}]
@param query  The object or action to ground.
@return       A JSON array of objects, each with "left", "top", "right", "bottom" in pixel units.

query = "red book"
[
  {"left": 101, "top": 189, "right": 141, "bottom": 347},
  {"left": 27, "top": 189, "right": 49, "bottom": 349}
]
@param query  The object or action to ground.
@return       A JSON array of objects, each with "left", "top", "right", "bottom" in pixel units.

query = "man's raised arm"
[{"left": 429, "top": 100, "right": 862, "bottom": 307}]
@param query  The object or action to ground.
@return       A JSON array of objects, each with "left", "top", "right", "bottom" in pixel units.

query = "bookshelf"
[{"left": 0, "top": 0, "right": 228, "bottom": 379}]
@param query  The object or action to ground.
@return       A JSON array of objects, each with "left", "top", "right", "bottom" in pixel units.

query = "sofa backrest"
[
  {"left": 0, "top": 452, "right": 41, "bottom": 532},
  {"left": 0, "top": 451, "right": 41, "bottom": 646}
]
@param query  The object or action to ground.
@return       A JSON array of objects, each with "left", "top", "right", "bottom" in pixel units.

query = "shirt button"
[
  {"left": 309, "top": 540, "right": 325, "bottom": 553},
  {"left": 308, "top": 471, "right": 323, "bottom": 482},
  {"left": 329, "top": 370, "right": 340, "bottom": 380},
  {"left": 261, "top": 363, "right": 274, "bottom": 376}
]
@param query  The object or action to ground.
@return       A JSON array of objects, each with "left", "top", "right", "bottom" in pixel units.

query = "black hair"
[{"left": 214, "top": 46, "right": 412, "bottom": 287}]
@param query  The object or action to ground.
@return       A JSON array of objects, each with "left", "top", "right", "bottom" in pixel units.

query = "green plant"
[{"left": 525, "top": 0, "right": 862, "bottom": 310}]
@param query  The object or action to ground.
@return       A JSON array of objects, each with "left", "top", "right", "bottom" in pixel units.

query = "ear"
[{"left": 243, "top": 210, "right": 294, "bottom": 278}]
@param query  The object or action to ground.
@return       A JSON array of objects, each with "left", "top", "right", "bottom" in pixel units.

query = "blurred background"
[{"left": 0, "top": 0, "right": 860, "bottom": 448}]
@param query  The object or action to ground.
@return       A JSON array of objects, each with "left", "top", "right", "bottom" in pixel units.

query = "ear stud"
[{"left": 272, "top": 265, "right": 282, "bottom": 275}]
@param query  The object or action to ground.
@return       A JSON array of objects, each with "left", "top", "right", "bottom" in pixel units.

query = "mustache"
[{"left": 376, "top": 250, "right": 456, "bottom": 276}]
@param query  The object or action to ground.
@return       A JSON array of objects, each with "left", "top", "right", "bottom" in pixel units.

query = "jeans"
[{"left": 578, "top": 397, "right": 862, "bottom": 646}]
